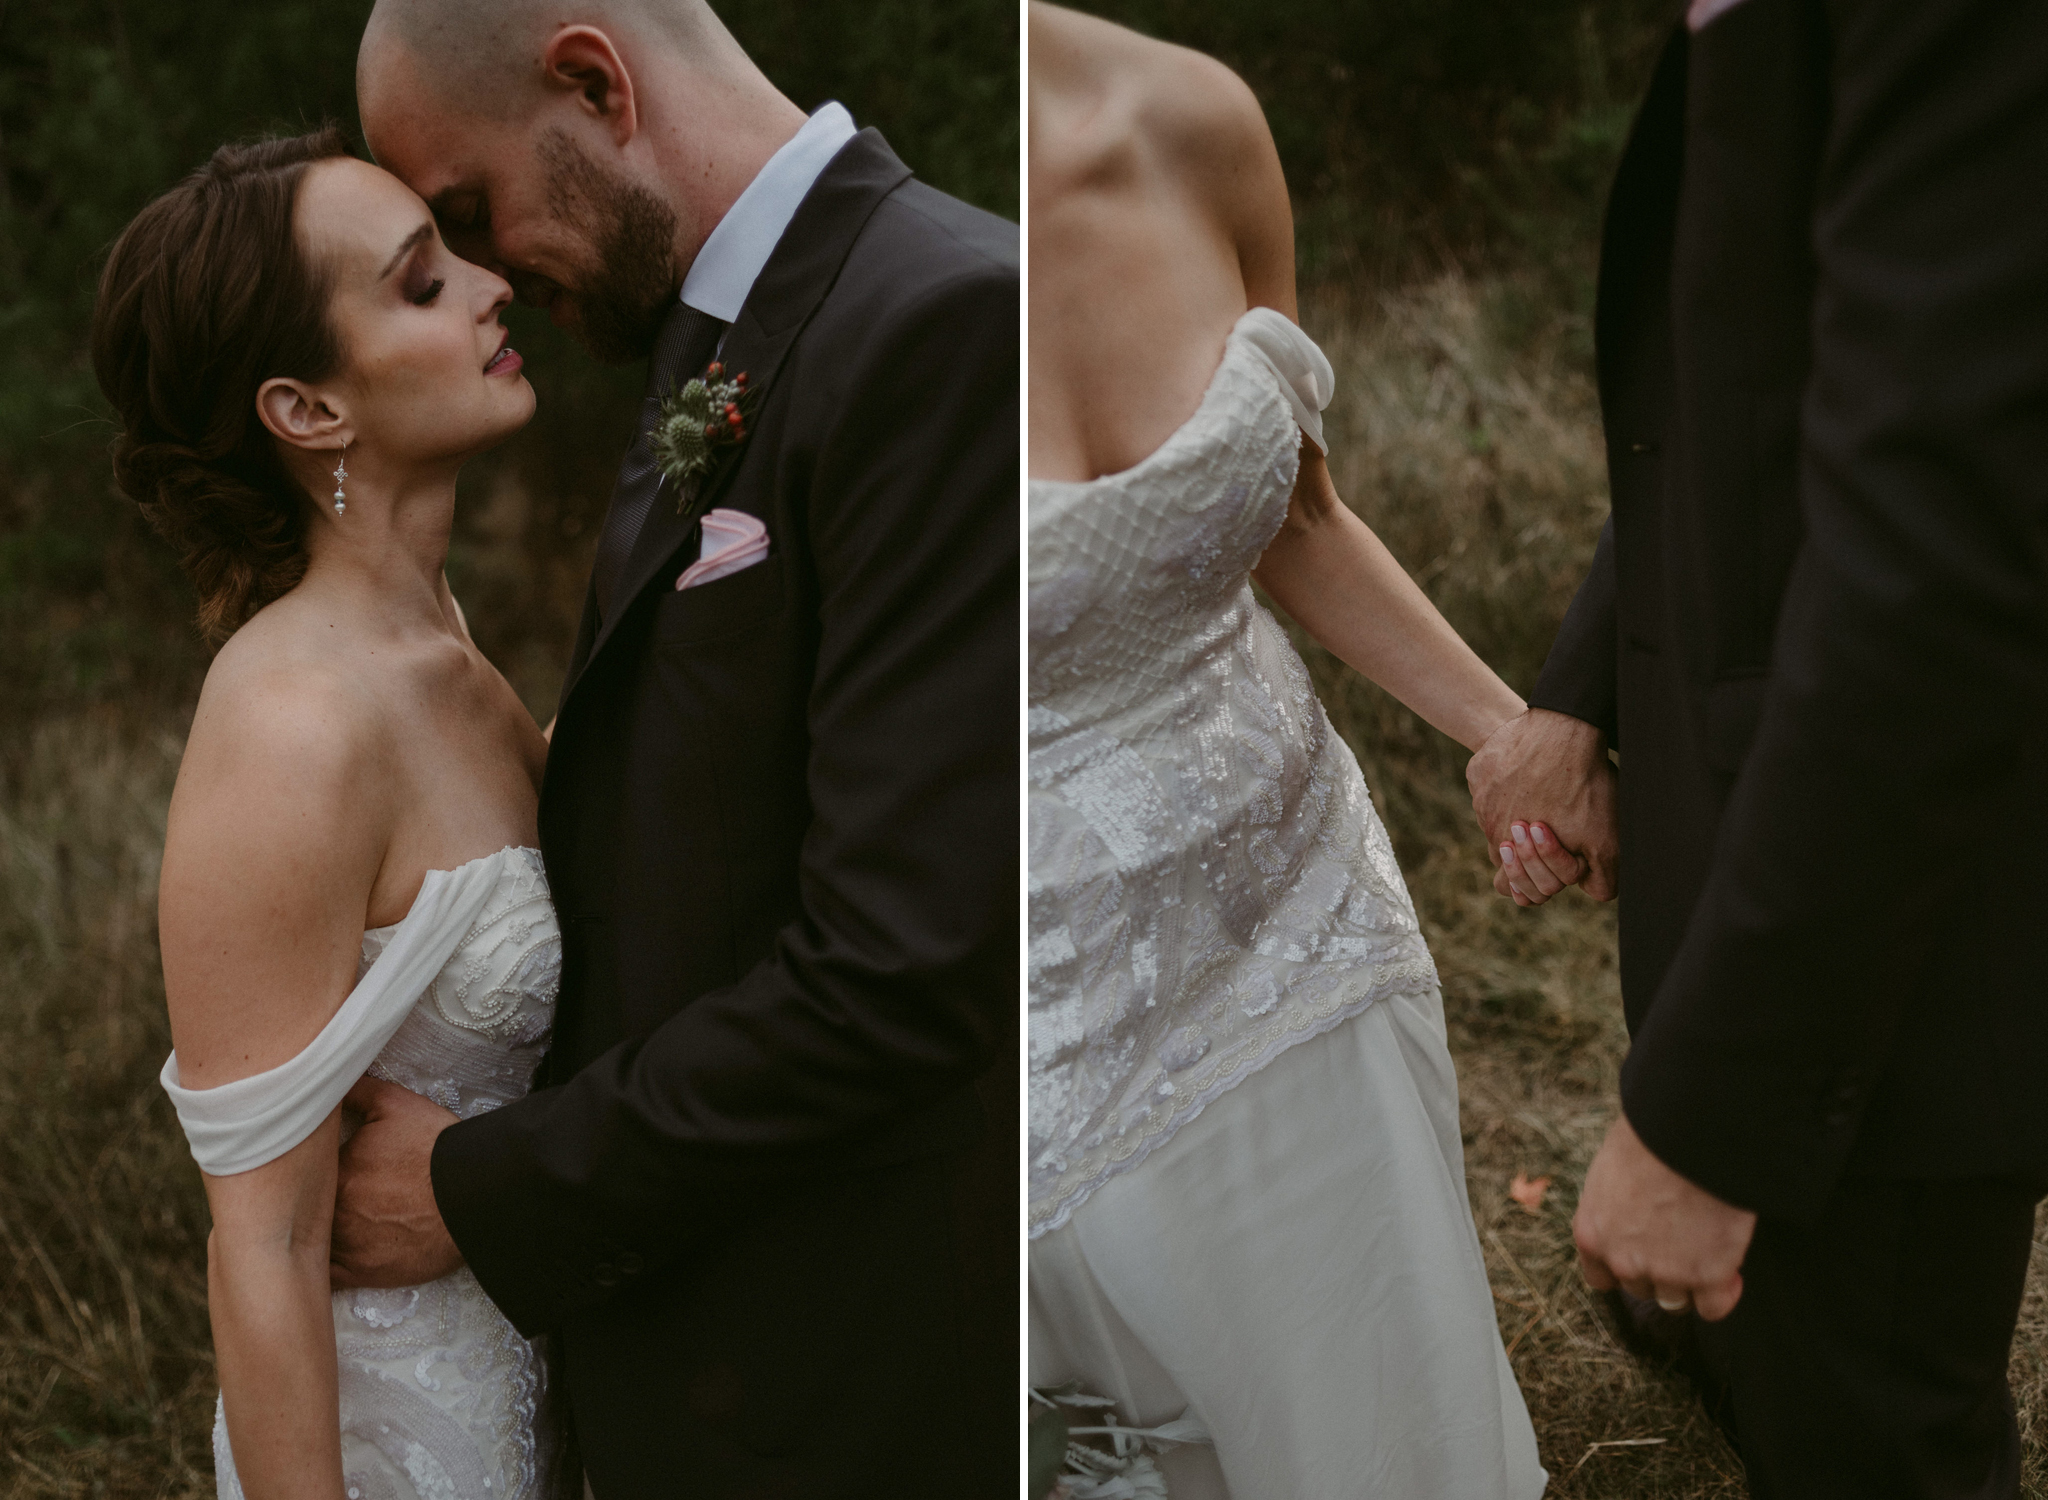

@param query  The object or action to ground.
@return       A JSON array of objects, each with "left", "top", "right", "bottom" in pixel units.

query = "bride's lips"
[{"left": 484, "top": 343, "right": 523, "bottom": 377}]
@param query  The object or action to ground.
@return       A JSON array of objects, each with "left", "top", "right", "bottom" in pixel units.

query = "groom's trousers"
[{"left": 1696, "top": 1174, "right": 2044, "bottom": 1500}]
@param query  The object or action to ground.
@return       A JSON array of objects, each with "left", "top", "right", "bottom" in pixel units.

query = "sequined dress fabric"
[
  {"left": 1029, "top": 312, "right": 1440, "bottom": 1237},
  {"left": 214, "top": 847, "right": 566, "bottom": 1500}
]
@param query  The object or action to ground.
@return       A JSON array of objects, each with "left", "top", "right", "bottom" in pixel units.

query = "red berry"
[
  {"left": 727, "top": 412, "right": 742, "bottom": 426},
  {"left": 735, "top": 373, "right": 748, "bottom": 386},
  {"left": 707, "top": 362, "right": 722, "bottom": 377},
  {"left": 724, "top": 403, "right": 738, "bottom": 416},
  {"left": 704, "top": 423, "right": 719, "bottom": 437}
]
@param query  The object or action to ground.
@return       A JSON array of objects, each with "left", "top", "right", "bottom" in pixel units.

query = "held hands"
[
  {"left": 1573, "top": 1113, "right": 1756, "bottom": 1321},
  {"left": 1467, "top": 707, "right": 1620, "bottom": 905},
  {"left": 330, "top": 1075, "right": 464, "bottom": 1290}
]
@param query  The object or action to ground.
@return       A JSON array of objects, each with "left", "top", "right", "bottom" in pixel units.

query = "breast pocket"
[{"left": 651, "top": 554, "right": 788, "bottom": 647}]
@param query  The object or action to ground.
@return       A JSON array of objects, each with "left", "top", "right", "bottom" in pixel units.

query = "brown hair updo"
[{"left": 91, "top": 127, "right": 353, "bottom": 646}]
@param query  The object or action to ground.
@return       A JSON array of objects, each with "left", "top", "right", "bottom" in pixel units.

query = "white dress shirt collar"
[{"left": 679, "top": 102, "right": 858, "bottom": 322}]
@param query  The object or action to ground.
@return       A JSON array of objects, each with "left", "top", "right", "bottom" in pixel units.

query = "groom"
[
  {"left": 1470, "top": 0, "right": 2048, "bottom": 1493},
  {"left": 330, "top": 1, "right": 1017, "bottom": 1494}
]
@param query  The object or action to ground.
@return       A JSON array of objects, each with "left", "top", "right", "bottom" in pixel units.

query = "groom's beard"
[{"left": 530, "top": 129, "right": 680, "bottom": 365}]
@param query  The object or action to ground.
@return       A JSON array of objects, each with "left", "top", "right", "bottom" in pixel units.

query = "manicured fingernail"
[
  {"left": 1532, "top": 825, "right": 1550, "bottom": 846},
  {"left": 1511, "top": 823, "right": 1529, "bottom": 844},
  {"left": 1500, "top": 844, "right": 1516, "bottom": 863}
]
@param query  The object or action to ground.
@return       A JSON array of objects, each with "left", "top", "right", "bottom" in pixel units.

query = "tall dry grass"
[
  {"left": 0, "top": 711, "right": 214, "bottom": 1494},
  {"left": 1299, "top": 276, "right": 2048, "bottom": 1496}
]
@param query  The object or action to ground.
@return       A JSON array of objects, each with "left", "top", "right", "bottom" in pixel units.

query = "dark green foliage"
[{"left": 1081, "top": 0, "right": 1671, "bottom": 285}]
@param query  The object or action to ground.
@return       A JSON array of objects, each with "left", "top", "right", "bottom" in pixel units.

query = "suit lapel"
[{"left": 556, "top": 129, "right": 913, "bottom": 711}]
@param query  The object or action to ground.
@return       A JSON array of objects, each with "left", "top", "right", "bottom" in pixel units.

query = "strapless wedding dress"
[
  {"left": 1028, "top": 308, "right": 1437, "bottom": 1234},
  {"left": 1028, "top": 310, "right": 1545, "bottom": 1499},
  {"left": 161, "top": 846, "right": 566, "bottom": 1500}
]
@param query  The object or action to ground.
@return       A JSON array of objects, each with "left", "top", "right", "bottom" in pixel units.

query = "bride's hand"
[
  {"left": 1494, "top": 821, "right": 1583, "bottom": 906},
  {"left": 1468, "top": 707, "right": 1621, "bottom": 903}
]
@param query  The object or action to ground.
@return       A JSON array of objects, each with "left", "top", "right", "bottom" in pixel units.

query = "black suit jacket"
[
  {"left": 1531, "top": 0, "right": 2048, "bottom": 1221},
  {"left": 430, "top": 131, "right": 1018, "bottom": 1493}
]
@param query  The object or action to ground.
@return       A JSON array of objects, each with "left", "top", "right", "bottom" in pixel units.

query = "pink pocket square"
[{"left": 675, "top": 509, "right": 770, "bottom": 590}]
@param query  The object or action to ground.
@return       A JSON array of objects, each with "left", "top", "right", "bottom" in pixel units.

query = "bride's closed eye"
[{"left": 402, "top": 255, "right": 446, "bottom": 306}]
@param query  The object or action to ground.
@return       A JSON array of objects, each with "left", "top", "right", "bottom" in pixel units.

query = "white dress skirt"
[
  {"left": 1028, "top": 309, "right": 1545, "bottom": 1498},
  {"left": 1031, "top": 992, "right": 1544, "bottom": 1499}
]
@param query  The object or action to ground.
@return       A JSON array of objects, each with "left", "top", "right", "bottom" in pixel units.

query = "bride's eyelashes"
[{"left": 402, "top": 257, "right": 446, "bottom": 306}]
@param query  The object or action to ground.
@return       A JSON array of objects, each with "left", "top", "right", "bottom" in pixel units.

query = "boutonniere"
[{"left": 651, "top": 361, "right": 756, "bottom": 511}]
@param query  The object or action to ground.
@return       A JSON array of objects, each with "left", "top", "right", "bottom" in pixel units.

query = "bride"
[
  {"left": 93, "top": 129, "right": 568, "bottom": 1496},
  {"left": 1029, "top": 7, "right": 1573, "bottom": 1496}
]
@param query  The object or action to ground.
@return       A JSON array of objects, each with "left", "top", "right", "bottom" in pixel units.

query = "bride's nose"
[{"left": 475, "top": 267, "right": 514, "bottom": 320}]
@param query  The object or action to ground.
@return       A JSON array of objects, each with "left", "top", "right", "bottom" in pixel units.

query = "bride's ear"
[{"left": 256, "top": 378, "right": 349, "bottom": 453}]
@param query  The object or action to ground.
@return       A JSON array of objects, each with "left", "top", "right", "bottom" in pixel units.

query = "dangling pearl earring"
[{"left": 332, "top": 441, "right": 348, "bottom": 516}]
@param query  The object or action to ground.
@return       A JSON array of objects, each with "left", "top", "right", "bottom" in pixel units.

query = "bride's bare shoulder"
[
  {"left": 1031, "top": 5, "right": 1293, "bottom": 299},
  {"left": 1034, "top": 7, "right": 1268, "bottom": 170},
  {"left": 173, "top": 612, "right": 393, "bottom": 845}
]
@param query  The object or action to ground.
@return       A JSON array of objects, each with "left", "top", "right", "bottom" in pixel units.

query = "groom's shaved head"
[
  {"left": 358, "top": 0, "right": 802, "bottom": 364},
  {"left": 361, "top": 0, "right": 744, "bottom": 118}
]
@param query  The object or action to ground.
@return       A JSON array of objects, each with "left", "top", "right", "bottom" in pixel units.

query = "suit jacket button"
[
  {"left": 619, "top": 1252, "right": 644, "bottom": 1276},
  {"left": 594, "top": 1261, "right": 619, "bottom": 1287}
]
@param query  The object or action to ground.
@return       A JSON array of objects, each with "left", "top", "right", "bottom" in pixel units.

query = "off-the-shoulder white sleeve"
[
  {"left": 1234, "top": 305, "right": 1336, "bottom": 454},
  {"left": 159, "top": 858, "right": 501, "bottom": 1176}
]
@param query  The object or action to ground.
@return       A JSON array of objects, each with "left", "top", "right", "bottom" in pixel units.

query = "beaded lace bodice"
[
  {"left": 212, "top": 847, "right": 566, "bottom": 1500},
  {"left": 1028, "top": 309, "right": 1439, "bottom": 1237}
]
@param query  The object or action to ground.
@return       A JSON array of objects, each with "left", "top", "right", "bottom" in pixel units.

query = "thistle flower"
[{"left": 651, "top": 365, "right": 754, "bottom": 505}]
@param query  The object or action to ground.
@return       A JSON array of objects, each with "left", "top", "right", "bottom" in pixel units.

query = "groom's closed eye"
[{"left": 430, "top": 189, "right": 492, "bottom": 256}]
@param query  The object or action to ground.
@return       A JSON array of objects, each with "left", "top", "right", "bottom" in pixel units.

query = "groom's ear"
[{"left": 541, "top": 26, "right": 638, "bottom": 146}]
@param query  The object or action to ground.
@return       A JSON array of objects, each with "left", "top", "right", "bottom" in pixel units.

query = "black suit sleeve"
[
  {"left": 1528, "top": 515, "right": 1620, "bottom": 745},
  {"left": 433, "top": 263, "right": 1019, "bottom": 1335},
  {"left": 1621, "top": 0, "right": 2048, "bottom": 1221}
]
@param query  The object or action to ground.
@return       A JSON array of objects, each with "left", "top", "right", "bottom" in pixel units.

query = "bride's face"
[{"left": 295, "top": 157, "right": 535, "bottom": 475}]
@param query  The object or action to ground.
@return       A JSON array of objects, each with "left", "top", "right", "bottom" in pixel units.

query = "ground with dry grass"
[{"left": 5, "top": 276, "right": 2048, "bottom": 1494}]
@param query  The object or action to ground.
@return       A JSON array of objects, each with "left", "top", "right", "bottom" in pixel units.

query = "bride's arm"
[
  {"left": 1252, "top": 448, "right": 1524, "bottom": 753},
  {"left": 199, "top": 1122, "right": 348, "bottom": 1499},
  {"left": 158, "top": 662, "right": 391, "bottom": 1499},
  {"left": 1203, "top": 71, "right": 1580, "bottom": 892}
]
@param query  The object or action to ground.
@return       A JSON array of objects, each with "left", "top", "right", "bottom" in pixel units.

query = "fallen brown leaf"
[{"left": 1508, "top": 1172, "right": 1553, "bottom": 1215}]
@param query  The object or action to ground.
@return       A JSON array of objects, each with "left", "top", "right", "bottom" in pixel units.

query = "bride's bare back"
[{"left": 1028, "top": 3, "right": 1298, "bottom": 481}]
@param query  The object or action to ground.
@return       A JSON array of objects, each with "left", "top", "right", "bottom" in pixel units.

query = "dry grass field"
[{"left": 5, "top": 275, "right": 2048, "bottom": 1494}]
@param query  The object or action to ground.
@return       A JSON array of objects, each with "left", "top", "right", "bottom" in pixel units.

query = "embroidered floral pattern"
[{"left": 1028, "top": 327, "right": 1440, "bottom": 1238}]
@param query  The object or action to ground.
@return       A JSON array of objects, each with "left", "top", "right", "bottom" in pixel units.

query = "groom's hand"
[
  {"left": 1467, "top": 707, "right": 1619, "bottom": 902},
  {"left": 330, "top": 1075, "right": 464, "bottom": 1290},
  {"left": 1573, "top": 1112, "right": 1756, "bottom": 1322}
]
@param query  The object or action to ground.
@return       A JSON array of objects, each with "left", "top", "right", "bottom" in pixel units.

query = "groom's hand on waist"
[
  {"left": 329, "top": 1075, "right": 465, "bottom": 1290},
  {"left": 1573, "top": 1111, "right": 1756, "bottom": 1322},
  {"left": 1467, "top": 707, "right": 1620, "bottom": 903}
]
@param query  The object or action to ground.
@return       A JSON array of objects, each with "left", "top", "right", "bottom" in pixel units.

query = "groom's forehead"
[
  {"left": 360, "top": 42, "right": 512, "bottom": 181},
  {"left": 364, "top": 106, "right": 496, "bottom": 201}
]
